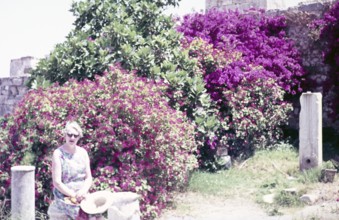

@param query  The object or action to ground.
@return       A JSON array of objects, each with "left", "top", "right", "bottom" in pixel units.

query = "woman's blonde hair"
[{"left": 63, "top": 121, "right": 83, "bottom": 138}]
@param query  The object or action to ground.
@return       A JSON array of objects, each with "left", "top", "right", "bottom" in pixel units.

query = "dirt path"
[
  {"left": 159, "top": 193, "right": 279, "bottom": 220},
  {"left": 158, "top": 191, "right": 339, "bottom": 220}
]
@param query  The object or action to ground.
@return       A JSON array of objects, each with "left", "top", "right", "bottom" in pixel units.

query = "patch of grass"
[
  {"left": 275, "top": 191, "right": 304, "bottom": 207},
  {"left": 297, "top": 167, "right": 322, "bottom": 184},
  {"left": 188, "top": 168, "right": 258, "bottom": 198},
  {"left": 189, "top": 147, "right": 300, "bottom": 197},
  {"left": 186, "top": 145, "right": 329, "bottom": 211}
]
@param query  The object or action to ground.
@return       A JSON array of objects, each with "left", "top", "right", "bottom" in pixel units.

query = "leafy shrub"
[
  {"left": 221, "top": 78, "right": 293, "bottom": 158},
  {"left": 0, "top": 65, "right": 197, "bottom": 219},
  {"left": 29, "top": 0, "right": 183, "bottom": 84}
]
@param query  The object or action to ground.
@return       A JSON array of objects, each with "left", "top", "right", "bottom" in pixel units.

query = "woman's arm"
[
  {"left": 76, "top": 149, "right": 93, "bottom": 198},
  {"left": 52, "top": 150, "right": 77, "bottom": 198}
]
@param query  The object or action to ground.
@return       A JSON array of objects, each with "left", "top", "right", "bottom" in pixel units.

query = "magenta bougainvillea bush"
[
  {"left": 177, "top": 8, "right": 305, "bottom": 95},
  {"left": 183, "top": 36, "right": 292, "bottom": 165},
  {"left": 177, "top": 8, "right": 300, "bottom": 163},
  {"left": 0, "top": 66, "right": 197, "bottom": 219}
]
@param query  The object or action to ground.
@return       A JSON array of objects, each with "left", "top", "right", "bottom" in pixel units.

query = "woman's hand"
[{"left": 76, "top": 189, "right": 88, "bottom": 202}]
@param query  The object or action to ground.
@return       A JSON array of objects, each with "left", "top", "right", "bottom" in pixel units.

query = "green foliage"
[
  {"left": 297, "top": 168, "right": 323, "bottom": 184},
  {"left": 29, "top": 0, "right": 184, "bottom": 85},
  {"left": 29, "top": 75, "right": 52, "bottom": 90},
  {"left": 275, "top": 190, "right": 304, "bottom": 207}
]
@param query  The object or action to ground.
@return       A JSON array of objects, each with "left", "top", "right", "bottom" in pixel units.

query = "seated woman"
[{"left": 48, "top": 121, "right": 93, "bottom": 220}]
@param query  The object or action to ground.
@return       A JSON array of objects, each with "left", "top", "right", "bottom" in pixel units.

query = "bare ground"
[{"left": 158, "top": 180, "right": 339, "bottom": 220}]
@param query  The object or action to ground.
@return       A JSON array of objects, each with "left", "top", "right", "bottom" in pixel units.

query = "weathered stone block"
[
  {"left": 2, "top": 105, "right": 14, "bottom": 115},
  {"left": 0, "top": 78, "right": 12, "bottom": 86},
  {"left": 283, "top": 188, "right": 298, "bottom": 195},
  {"left": 263, "top": 193, "right": 275, "bottom": 204},
  {"left": 0, "top": 95, "right": 7, "bottom": 103},
  {"left": 11, "top": 77, "right": 23, "bottom": 86},
  {"left": 10, "top": 86, "right": 18, "bottom": 96},
  {"left": 17, "top": 86, "right": 29, "bottom": 95},
  {"left": 14, "top": 95, "right": 24, "bottom": 102},
  {"left": 0, "top": 106, "right": 5, "bottom": 116},
  {"left": 300, "top": 194, "right": 318, "bottom": 205},
  {"left": 5, "top": 99, "right": 19, "bottom": 105},
  {"left": 1, "top": 86, "right": 10, "bottom": 96},
  {"left": 0, "top": 78, "right": 29, "bottom": 116}
]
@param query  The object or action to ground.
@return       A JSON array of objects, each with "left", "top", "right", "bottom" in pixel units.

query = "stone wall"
[
  {"left": 274, "top": 2, "right": 335, "bottom": 130},
  {"left": 205, "top": 0, "right": 334, "bottom": 11},
  {"left": 206, "top": 0, "right": 266, "bottom": 11},
  {"left": 0, "top": 57, "right": 34, "bottom": 117},
  {"left": 0, "top": 76, "right": 30, "bottom": 116}
]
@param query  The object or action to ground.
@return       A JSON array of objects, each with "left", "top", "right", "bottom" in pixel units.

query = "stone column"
[
  {"left": 11, "top": 166, "right": 35, "bottom": 220},
  {"left": 299, "top": 92, "right": 322, "bottom": 171}
]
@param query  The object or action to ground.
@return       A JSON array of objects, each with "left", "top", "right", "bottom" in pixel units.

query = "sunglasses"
[{"left": 67, "top": 133, "right": 79, "bottom": 138}]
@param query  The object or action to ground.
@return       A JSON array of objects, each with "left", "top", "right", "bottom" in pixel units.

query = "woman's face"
[{"left": 65, "top": 127, "right": 80, "bottom": 147}]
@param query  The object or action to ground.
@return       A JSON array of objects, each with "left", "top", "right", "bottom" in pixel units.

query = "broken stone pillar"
[
  {"left": 11, "top": 166, "right": 35, "bottom": 220},
  {"left": 10, "top": 56, "right": 37, "bottom": 77},
  {"left": 299, "top": 92, "right": 322, "bottom": 171}
]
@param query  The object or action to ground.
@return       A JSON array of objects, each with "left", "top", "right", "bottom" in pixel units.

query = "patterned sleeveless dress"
[{"left": 53, "top": 146, "right": 87, "bottom": 219}]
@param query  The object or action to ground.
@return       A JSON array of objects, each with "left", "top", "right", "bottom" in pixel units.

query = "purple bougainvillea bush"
[
  {"left": 0, "top": 65, "right": 197, "bottom": 219},
  {"left": 181, "top": 37, "right": 292, "bottom": 166},
  {"left": 178, "top": 8, "right": 305, "bottom": 95},
  {"left": 178, "top": 9, "right": 300, "bottom": 162}
]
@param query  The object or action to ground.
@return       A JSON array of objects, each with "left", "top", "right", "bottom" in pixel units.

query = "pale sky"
[{"left": 0, "top": 0, "right": 205, "bottom": 77}]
